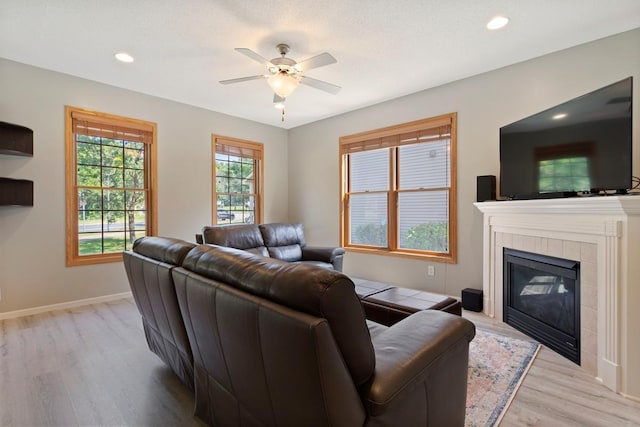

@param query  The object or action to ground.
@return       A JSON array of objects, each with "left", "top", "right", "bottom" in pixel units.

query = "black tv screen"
[{"left": 500, "top": 77, "right": 633, "bottom": 200}]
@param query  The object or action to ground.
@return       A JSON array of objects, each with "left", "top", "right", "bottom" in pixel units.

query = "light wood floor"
[
  {"left": 1, "top": 297, "right": 639, "bottom": 426},
  {"left": 465, "top": 311, "right": 640, "bottom": 426}
]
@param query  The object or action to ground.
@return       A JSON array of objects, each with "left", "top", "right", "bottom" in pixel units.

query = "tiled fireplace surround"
[{"left": 475, "top": 196, "right": 640, "bottom": 400}]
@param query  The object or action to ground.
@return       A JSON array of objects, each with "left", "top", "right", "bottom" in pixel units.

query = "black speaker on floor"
[
  {"left": 462, "top": 288, "right": 483, "bottom": 312},
  {"left": 476, "top": 175, "right": 496, "bottom": 202}
]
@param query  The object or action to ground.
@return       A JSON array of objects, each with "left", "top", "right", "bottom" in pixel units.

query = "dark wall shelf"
[
  {"left": 1, "top": 121, "right": 34, "bottom": 206},
  {"left": 0, "top": 178, "right": 34, "bottom": 206},
  {"left": 0, "top": 121, "right": 33, "bottom": 156}
]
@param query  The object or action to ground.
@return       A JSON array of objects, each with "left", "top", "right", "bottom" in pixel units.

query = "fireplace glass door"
[{"left": 504, "top": 248, "right": 580, "bottom": 364}]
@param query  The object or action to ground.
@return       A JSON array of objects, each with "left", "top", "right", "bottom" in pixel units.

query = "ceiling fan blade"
[
  {"left": 219, "top": 75, "right": 267, "bottom": 85},
  {"left": 300, "top": 75, "right": 341, "bottom": 95},
  {"left": 295, "top": 52, "right": 337, "bottom": 72},
  {"left": 273, "top": 94, "right": 286, "bottom": 103},
  {"left": 235, "top": 48, "right": 272, "bottom": 67}
]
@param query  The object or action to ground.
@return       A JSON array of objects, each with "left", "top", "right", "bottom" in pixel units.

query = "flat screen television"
[{"left": 500, "top": 77, "right": 633, "bottom": 200}]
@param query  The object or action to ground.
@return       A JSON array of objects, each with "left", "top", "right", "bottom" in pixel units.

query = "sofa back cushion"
[
  {"left": 259, "top": 223, "right": 306, "bottom": 261},
  {"left": 173, "top": 267, "right": 366, "bottom": 426},
  {"left": 123, "top": 236, "right": 196, "bottom": 389},
  {"left": 201, "top": 224, "right": 268, "bottom": 257},
  {"left": 181, "top": 244, "right": 375, "bottom": 386}
]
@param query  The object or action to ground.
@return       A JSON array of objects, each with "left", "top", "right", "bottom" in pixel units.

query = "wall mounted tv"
[{"left": 500, "top": 77, "right": 633, "bottom": 200}]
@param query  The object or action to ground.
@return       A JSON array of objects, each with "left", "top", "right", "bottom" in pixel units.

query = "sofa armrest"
[
  {"left": 302, "top": 246, "right": 345, "bottom": 263},
  {"left": 302, "top": 246, "right": 346, "bottom": 271},
  {"left": 363, "top": 310, "right": 475, "bottom": 425}
]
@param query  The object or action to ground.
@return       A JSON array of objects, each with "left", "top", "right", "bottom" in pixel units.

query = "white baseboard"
[{"left": 0, "top": 292, "right": 133, "bottom": 320}]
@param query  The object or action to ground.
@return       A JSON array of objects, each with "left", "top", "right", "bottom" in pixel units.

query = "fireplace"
[
  {"left": 504, "top": 248, "right": 580, "bottom": 364},
  {"left": 475, "top": 196, "right": 640, "bottom": 398}
]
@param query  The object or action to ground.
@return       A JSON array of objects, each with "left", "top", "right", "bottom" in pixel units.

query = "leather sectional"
[
  {"left": 198, "top": 223, "right": 462, "bottom": 325},
  {"left": 124, "top": 236, "right": 476, "bottom": 426},
  {"left": 196, "top": 222, "right": 345, "bottom": 271}
]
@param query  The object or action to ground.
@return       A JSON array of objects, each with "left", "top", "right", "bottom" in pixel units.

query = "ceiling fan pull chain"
[{"left": 281, "top": 108, "right": 285, "bottom": 122}]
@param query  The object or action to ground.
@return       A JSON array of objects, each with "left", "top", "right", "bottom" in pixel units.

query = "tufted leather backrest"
[
  {"left": 180, "top": 244, "right": 375, "bottom": 386},
  {"left": 259, "top": 222, "right": 306, "bottom": 261},
  {"left": 201, "top": 224, "right": 269, "bottom": 257},
  {"left": 123, "top": 236, "right": 196, "bottom": 389}
]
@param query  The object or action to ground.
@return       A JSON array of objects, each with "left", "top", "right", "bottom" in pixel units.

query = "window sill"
[
  {"left": 344, "top": 246, "right": 456, "bottom": 264},
  {"left": 66, "top": 252, "right": 124, "bottom": 267}
]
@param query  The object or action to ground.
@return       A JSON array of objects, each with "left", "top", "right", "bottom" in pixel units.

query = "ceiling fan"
[{"left": 219, "top": 43, "right": 341, "bottom": 107}]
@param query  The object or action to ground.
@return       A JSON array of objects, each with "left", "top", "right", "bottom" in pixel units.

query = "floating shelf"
[
  {"left": 0, "top": 177, "right": 33, "bottom": 206},
  {"left": 1, "top": 121, "right": 34, "bottom": 206},
  {"left": 0, "top": 121, "right": 33, "bottom": 156}
]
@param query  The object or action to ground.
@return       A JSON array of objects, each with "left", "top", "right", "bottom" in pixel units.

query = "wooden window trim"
[
  {"left": 212, "top": 135, "right": 264, "bottom": 225},
  {"left": 65, "top": 106, "right": 157, "bottom": 266},
  {"left": 339, "top": 113, "right": 457, "bottom": 263}
]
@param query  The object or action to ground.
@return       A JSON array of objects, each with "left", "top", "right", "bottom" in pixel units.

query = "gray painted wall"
[
  {"left": 1, "top": 29, "right": 638, "bottom": 313},
  {"left": 287, "top": 29, "right": 640, "bottom": 298},
  {"left": 0, "top": 60, "right": 289, "bottom": 313}
]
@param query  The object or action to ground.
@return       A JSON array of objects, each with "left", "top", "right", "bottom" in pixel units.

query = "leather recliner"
[
  {"left": 197, "top": 222, "right": 346, "bottom": 271},
  {"left": 172, "top": 243, "right": 476, "bottom": 426},
  {"left": 123, "top": 236, "right": 196, "bottom": 390}
]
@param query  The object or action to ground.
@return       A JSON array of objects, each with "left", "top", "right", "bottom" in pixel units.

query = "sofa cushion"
[
  {"left": 260, "top": 223, "right": 306, "bottom": 261},
  {"left": 268, "top": 243, "right": 303, "bottom": 262},
  {"left": 201, "top": 224, "right": 268, "bottom": 256},
  {"left": 132, "top": 235, "right": 195, "bottom": 265},
  {"left": 259, "top": 223, "right": 306, "bottom": 247},
  {"left": 181, "top": 244, "right": 376, "bottom": 386}
]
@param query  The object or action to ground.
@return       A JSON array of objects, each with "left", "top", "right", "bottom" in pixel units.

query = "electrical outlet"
[{"left": 427, "top": 265, "right": 435, "bottom": 276}]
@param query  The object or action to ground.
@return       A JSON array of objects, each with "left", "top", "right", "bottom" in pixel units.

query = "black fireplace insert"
[{"left": 504, "top": 248, "right": 580, "bottom": 364}]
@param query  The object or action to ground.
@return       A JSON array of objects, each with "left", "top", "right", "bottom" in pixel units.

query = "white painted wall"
[
  {"left": 288, "top": 29, "right": 640, "bottom": 298},
  {"left": 0, "top": 59, "right": 288, "bottom": 313}
]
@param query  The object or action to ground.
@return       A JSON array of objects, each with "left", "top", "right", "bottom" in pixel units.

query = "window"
[
  {"left": 212, "top": 135, "right": 263, "bottom": 225},
  {"left": 65, "top": 107, "right": 157, "bottom": 266},
  {"left": 340, "top": 113, "right": 457, "bottom": 263}
]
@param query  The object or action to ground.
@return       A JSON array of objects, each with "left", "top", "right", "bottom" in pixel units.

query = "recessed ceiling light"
[
  {"left": 487, "top": 16, "right": 509, "bottom": 30},
  {"left": 114, "top": 52, "right": 134, "bottom": 63},
  {"left": 552, "top": 113, "right": 568, "bottom": 120}
]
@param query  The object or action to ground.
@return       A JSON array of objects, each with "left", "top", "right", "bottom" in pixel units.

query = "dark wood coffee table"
[{"left": 352, "top": 277, "right": 462, "bottom": 326}]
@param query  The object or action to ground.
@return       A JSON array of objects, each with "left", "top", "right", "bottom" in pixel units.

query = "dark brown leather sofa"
[
  {"left": 123, "top": 236, "right": 196, "bottom": 390},
  {"left": 124, "top": 236, "right": 476, "bottom": 426},
  {"left": 196, "top": 222, "right": 345, "bottom": 271}
]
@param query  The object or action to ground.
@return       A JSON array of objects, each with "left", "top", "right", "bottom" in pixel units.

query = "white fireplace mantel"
[{"left": 475, "top": 196, "right": 640, "bottom": 400}]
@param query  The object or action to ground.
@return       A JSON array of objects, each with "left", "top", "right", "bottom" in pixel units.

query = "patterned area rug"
[{"left": 465, "top": 328, "right": 540, "bottom": 426}]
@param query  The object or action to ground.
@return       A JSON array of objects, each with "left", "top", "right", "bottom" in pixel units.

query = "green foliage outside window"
[
  {"left": 354, "top": 221, "right": 448, "bottom": 252},
  {"left": 403, "top": 222, "right": 448, "bottom": 252},
  {"left": 215, "top": 153, "right": 256, "bottom": 223},
  {"left": 352, "top": 223, "right": 387, "bottom": 247},
  {"left": 76, "top": 134, "right": 147, "bottom": 254}
]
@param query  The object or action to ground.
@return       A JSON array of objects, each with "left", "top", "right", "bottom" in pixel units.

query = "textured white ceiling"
[{"left": 1, "top": 0, "right": 639, "bottom": 129}]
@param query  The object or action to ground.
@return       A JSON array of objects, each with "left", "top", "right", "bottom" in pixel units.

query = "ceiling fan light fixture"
[{"left": 267, "top": 73, "right": 300, "bottom": 98}]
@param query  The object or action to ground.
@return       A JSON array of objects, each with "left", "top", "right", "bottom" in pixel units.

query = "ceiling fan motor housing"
[{"left": 269, "top": 49, "right": 298, "bottom": 76}]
